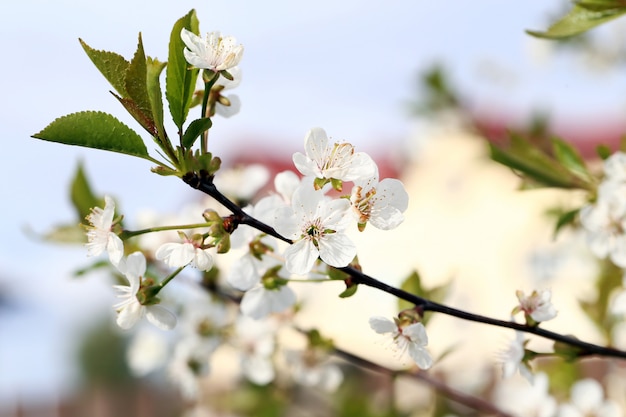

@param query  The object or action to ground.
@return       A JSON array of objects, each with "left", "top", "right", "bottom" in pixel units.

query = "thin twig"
[{"left": 182, "top": 171, "right": 626, "bottom": 360}]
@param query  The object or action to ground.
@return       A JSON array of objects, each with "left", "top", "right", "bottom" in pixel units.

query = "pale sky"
[{"left": 2, "top": 0, "right": 626, "bottom": 405}]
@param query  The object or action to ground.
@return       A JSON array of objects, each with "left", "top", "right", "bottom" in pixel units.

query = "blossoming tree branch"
[{"left": 31, "top": 7, "right": 626, "bottom": 414}]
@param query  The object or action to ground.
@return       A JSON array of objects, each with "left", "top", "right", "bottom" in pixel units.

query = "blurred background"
[{"left": 3, "top": 0, "right": 626, "bottom": 415}]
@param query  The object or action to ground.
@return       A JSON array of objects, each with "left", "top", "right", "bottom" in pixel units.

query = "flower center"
[
  {"left": 321, "top": 143, "right": 354, "bottom": 171},
  {"left": 303, "top": 218, "right": 325, "bottom": 245}
]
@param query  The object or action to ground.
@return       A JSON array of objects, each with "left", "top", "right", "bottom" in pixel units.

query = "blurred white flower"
[
  {"left": 284, "top": 349, "right": 343, "bottom": 392},
  {"left": 369, "top": 316, "right": 433, "bottom": 369},
  {"left": 350, "top": 173, "right": 409, "bottom": 230},
  {"left": 181, "top": 28, "right": 243, "bottom": 72},
  {"left": 493, "top": 372, "right": 557, "bottom": 417},
  {"left": 557, "top": 378, "right": 622, "bottom": 417},
  {"left": 168, "top": 338, "right": 214, "bottom": 399},
  {"left": 580, "top": 153, "right": 626, "bottom": 267},
  {"left": 235, "top": 315, "right": 276, "bottom": 385},
  {"left": 85, "top": 195, "right": 124, "bottom": 267},
  {"left": 126, "top": 327, "right": 169, "bottom": 377},
  {"left": 240, "top": 285, "right": 296, "bottom": 319},
  {"left": 292, "top": 127, "right": 377, "bottom": 183},
  {"left": 275, "top": 185, "right": 356, "bottom": 275},
  {"left": 213, "top": 163, "right": 269, "bottom": 202},
  {"left": 515, "top": 289, "right": 557, "bottom": 323},
  {"left": 155, "top": 235, "right": 214, "bottom": 271},
  {"left": 113, "top": 252, "right": 176, "bottom": 330},
  {"left": 500, "top": 331, "right": 532, "bottom": 382}
]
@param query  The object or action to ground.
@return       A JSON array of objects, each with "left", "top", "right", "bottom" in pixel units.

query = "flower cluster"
[{"left": 580, "top": 151, "right": 626, "bottom": 267}]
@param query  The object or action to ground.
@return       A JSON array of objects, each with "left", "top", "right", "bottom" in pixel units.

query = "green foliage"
[
  {"left": 77, "top": 318, "right": 134, "bottom": 385},
  {"left": 410, "top": 64, "right": 461, "bottom": 116},
  {"left": 528, "top": 1, "right": 626, "bottom": 39},
  {"left": 489, "top": 134, "right": 593, "bottom": 190},
  {"left": 182, "top": 117, "right": 213, "bottom": 148},
  {"left": 32, "top": 111, "right": 149, "bottom": 159},
  {"left": 398, "top": 270, "right": 450, "bottom": 325},
  {"left": 166, "top": 9, "right": 200, "bottom": 130},
  {"left": 146, "top": 57, "right": 167, "bottom": 142},
  {"left": 551, "top": 207, "right": 581, "bottom": 238},
  {"left": 79, "top": 38, "right": 129, "bottom": 97},
  {"left": 579, "top": 259, "right": 623, "bottom": 341},
  {"left": 70, "top": 161, "right": 103, "bottom": 222}
]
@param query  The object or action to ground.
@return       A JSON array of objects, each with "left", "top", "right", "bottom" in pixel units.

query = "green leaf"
[
  {"left": 70, "top": 162, "right": 103, "bottom": 221},
  {"left": 489, "top": 135, "right": 586, "bottom": 189},
  {"left": 166, "top": 10, "right": 200, "bottom": 129},
  {"left": 146, "top": 57, "right": 167, "bottom": 142},
  {"left": 79, "top": 38, "right": 129, "bottom": 96},
  {"left": 527, "top": 4, "right": 626, "bottom": 39},
  {"left": 597, "top": 144, "right": 612, "bottom": 159},
  {"left": 398, "top": 270, "right": 424, "bottom": 312},
  {"left": 123, "top": 33, "right": 157, "bottom": 136},
  {"left": 182, "top": 117, "right": 212, "bottom": 148},
  {"left": 32, "top": 111, "right": 149, "bottom": 159},
  {"left": 338, "top": 283, "right": 358, "bottom": 298},
  {"left": 552, "top": 138, "right": 591, "bottom": 182},
  {"left": 553, "top": 207, "right": 581, "bottom": 238}
]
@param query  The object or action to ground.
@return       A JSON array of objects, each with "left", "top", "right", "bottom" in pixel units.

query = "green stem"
[
  {"left": 200, "top": 71, "right": 220, "bottom": 154},
  {"left": 120, "top": 222, "right": 212, "bottom": 239},
  {"left": 157, "top": 266, "right": 186, "bottom": 293}
]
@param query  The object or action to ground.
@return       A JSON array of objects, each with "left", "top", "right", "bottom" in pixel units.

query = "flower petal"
[{"left": 146, "top": 305, "right": 177, "bottom": 330}]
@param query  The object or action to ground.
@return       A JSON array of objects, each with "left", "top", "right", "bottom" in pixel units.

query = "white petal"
[
  {"left": 240, "top": 286, "right": 271, "bottom": 319},
  {"left": 274, "top": 206, "right": 300, "bottom": 239},
  {"left": 156, "top": 242, "right": 195, "bottom": 267},
  {"left": 292, "top": 152, "right": 317, "bottom": 177},
  {"left": 570, "top": 379, "right": 603, "bottom": 412},
  {"left": 304, "top": 127, "right": 329, "bottom": 164},
  {"left": 377, "top": 178, "right": 409, "bottom": 212},
  {"left": 106, "top": 233, "right": 125, "bottom": 266},
  {"left": 274, "top": 170, "right": 301, "bottom": 201},
  {"left": 407, "top": 344, "right": 433, "bottom": 369},
  {"left": 267, "top": 286, "right": 296, "bottom": 313},
  {"left": 284, "top": 240, "right": 319, "bottom": 275},
  {"left": 319, "top": 198, "right": 351, "bottom": 230},
  {"left": 228, "top": 255, "right": 261, "bottom": 291},
  {"left": 369, "top": 316, "right": 397, "bottom": 334},
  {"left": 242, "top": 355, "right": 275, "bottom": 385},
  {"left": 116, "top": 301, "right": 143, "bottom": 330},
  {"left": 403, "top": 322, "right": 429, "bottom": 346},
  {"left": 192, "top": 248, "right": 214, "bottom": 271},
  {"left": 344, "top": 152, "right": 378, "bottom": 182},
  {"left": 146, "top": 305, "right": 177, "bottom": 330},
  {"left": 317, "top": 233, "right": 356, "bottom": 268}
]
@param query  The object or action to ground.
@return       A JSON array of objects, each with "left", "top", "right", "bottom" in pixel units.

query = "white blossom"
[
  {"left": 85, "top": 195, "right": 124, "bottom": 267},
  {"left": 214, "top": 66, "right": 242, "bottom": 118},
  {"left": 350, "top": 173, "right": 409, "bottom": 230},
  {"left": 235, "top": 315, "right": 276, "bottom": 385},
  {"left": 113, "top": 252, "right": 176, "bottom": 331},
  {"left": 213, "top": 163, "right": 269, "bottom": 202},
  {"left": 292, "top": 127, "right": 377, "bottom": 183},
  {"left": 515, "top": 289, "right": 558, "bottom": 323},
  {"left": 500, "top": 331, "right": 533, "bottom": 382},
  {"left": 181, "top": 28, "right": 243, "bottom": 72},
  {"left": 155, "top": 237, "right": 214, "bottom": 271},
  {"left": 557, "top": 378, "right": 622, "bottom": 417},
  {"left": 284, "top": 349, "right": 343, "bottom": 392},
  {"left": 126, "top": 327, "right": 169, "bottom": 377},
  {"left": 369, "top": 316, "right": 433, "bottom": 369},
  {"left": 493, "top": 372, "right": 557, "bottom": 417},
  {"left": 580, "top": 154, "right": 626, "bottom": 267},
  {"left": 240, "top": 285, "right": 296, "bottom": 319},
  {"left": 168, "top": 338, "right": 213, "bottom": 399},
  {"left": 275, "top": 185, "right": 356, "bottom": 275}
]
